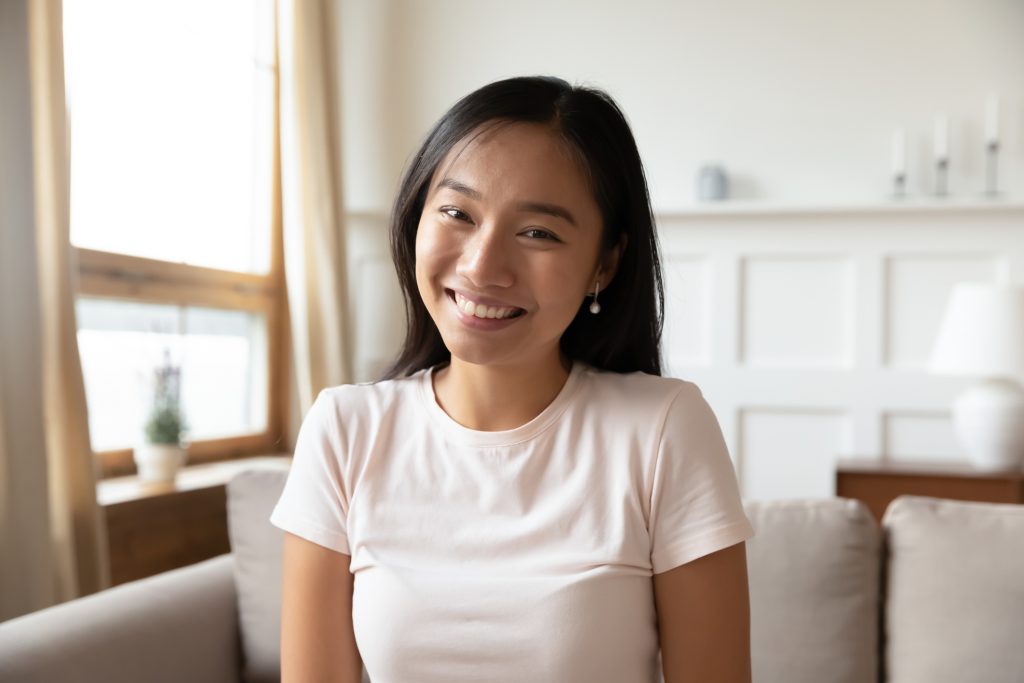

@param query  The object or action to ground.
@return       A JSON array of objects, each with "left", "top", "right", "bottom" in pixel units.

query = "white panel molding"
[
  {"left": 882, "top": 253, "right": 1005, "bottom": 369},
  {"left": 883, "top": 410, "right": 961, "bottom": 462},
  {"left": 853, "top": 253, "right": 885, "bottom": 370},
  {"left": 716, "top": 250, "right": 740, "bottom": 368},
  {"left": 739, "top": 254, "right": 855, "bottom": 369},
  {"left": 738, "top": 407, "right": 852, "bottom": 501},
  {"left": 657, "top": 204, "right": 1024, "bottom": 501},
  {"left": 662, "top": 254, "right": 712, "bottom": 370}
]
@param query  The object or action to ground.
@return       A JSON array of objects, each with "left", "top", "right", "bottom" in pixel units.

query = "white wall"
[{"left": 337, "top": 0, "right": 1024, "bottom": 210}]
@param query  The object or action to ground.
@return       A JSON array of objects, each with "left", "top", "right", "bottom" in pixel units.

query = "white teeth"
[{"left": 453, "top": 292, "right": 520, "bottom": 320}]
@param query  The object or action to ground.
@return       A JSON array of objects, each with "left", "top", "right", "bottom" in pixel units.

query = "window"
[{"left": 63, "top": 0, "right": 284, "bottom": 478}]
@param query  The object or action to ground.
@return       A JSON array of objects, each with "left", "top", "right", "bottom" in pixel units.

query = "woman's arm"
[
  {"left": 652, "top": 540, "right": 752, "bottom": 683},
  {"left": 280, "top": 531, "right": 363, "bottom": 682}
]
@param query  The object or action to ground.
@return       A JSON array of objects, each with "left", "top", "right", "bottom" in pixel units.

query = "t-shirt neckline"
[{"left": 418, "top": 360, "right": 585, "bottom": 447}]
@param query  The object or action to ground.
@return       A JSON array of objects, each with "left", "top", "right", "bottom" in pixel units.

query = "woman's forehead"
[{"left": 430, "top": 122, "right": 594, "bottom": 203}]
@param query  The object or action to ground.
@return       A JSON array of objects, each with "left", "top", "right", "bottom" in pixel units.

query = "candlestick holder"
[
  {"left": 891, "top": 172, "right": 907, "bottom": 199},
  {"left": 934, "top": 157, "right": 949, "bottom": 197},
  {"left": 984, "top": 141, "right": 1000, "bottom": 197}
]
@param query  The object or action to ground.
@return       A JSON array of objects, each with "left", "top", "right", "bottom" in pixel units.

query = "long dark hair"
[{"left": 379, "top": 75, "right": 664, "bottom": 380}]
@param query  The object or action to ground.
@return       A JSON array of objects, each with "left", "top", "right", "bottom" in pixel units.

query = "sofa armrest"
[{"left": 0, "top": 553, "right": 242, "bottom": 683}]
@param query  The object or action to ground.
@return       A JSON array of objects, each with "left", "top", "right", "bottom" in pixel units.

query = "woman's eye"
[
  {"left": 441, "top": 207, "right": 469, "bottom": 221},
  {"left": 523, "top": 228, "right": 560, "bottom": 242}
]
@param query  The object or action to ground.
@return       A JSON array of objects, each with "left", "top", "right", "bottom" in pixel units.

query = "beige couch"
[{"left": 1, "top": 461, "right": 1022, "bottom": 682}]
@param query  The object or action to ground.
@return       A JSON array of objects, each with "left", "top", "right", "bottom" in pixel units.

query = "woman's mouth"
[
  {"left": 446, "top": 289, "right": 525, "bottom": 320},
  {"left": 444, "top": 289, "right": 526, "bottom": 330}
]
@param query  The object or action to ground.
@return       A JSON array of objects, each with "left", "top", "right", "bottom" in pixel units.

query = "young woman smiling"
[{"left": 271, "top": 76, "right": 754, "bottom": 683}]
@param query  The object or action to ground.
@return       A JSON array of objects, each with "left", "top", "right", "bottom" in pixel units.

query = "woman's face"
[{"left": 415, "top": 121, "right": 614, "bottom": 369}]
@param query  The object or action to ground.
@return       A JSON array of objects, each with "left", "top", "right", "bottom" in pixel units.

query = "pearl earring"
[{"left": 589, "top": 281, "right": 601, "bottom": 314}]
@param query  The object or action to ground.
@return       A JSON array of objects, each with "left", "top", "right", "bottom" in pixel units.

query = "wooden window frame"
[{"left": 78, "top": 39, "right": 286, "bottom": 480}]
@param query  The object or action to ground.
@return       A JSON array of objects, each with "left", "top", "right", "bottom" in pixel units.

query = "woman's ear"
[{"left": 597, "top": 233, "right": 629, "bottom": 289}]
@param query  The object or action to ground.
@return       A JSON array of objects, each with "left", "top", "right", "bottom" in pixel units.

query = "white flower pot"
[{"left": 133, "top": 443, "right": 187, "bottom": 483}]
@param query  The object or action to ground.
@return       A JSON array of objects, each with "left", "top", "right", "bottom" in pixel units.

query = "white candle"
[
  {"left": 985, "top": 94, "right": 1000, "bottom": 145},
  {"left": 891, "top": 128, "right": 906, "bottom": 176},
  {"left": 934, "top": 114, "right": 948, "bottom": 160}
]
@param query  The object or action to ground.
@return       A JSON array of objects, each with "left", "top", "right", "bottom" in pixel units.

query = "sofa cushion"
[
  {"left": 0, "top": 555, "right": 239, "bottom": 683},
  {"left": 883, "top": 495, "right": 1024, "bottom": 683},
  {"left": 745, "top": 498, "right": 880, "bottom": 683},
  {"left": 227, "top": 463, "right": 292, "bottom": 683},
  {"left": 229, "top": 463, "right": 374, "bottom": 683}
]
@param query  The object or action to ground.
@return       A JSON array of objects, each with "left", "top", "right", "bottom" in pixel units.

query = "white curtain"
[
  {"left": 0, "top": 0, "right": 110, "bottom": 622},
  {"left": 277, "top": 0, "right": 353, "bottom": 441}
]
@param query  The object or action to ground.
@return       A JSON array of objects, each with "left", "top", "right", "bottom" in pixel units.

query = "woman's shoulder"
[
  {"left": 575, "top": 365, "right": 717, "bottom": 444},
  {"left": 313, "top": 369, "right": 428, "bottom": 420}
]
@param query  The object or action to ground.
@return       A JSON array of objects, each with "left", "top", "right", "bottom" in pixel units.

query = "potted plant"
[{"left": 134, "top": 350, "right": 189, "bottom": 483}]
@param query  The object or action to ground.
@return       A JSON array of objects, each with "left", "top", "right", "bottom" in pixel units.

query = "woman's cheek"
[{"left": 416, "top": 221, "right": 452, "bottom": 263}]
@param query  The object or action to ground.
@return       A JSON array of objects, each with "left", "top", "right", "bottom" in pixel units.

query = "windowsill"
[{"left": 97, "top": 453, "right": 292, "bottom": 507}]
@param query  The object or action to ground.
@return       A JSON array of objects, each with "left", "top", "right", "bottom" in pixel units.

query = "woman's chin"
[
  {"left": 442, "top": 342, "right": 510, "bottom": 367},
  {"left": 440, "top": 335, "right": 562, "bottom": 370}
]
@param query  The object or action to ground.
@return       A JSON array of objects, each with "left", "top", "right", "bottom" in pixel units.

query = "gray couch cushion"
[
  {"left": 883, "top": 495, "right": 1024, "bottom": 683},
  {"left": 746, "top": 498, "right": 880, "bottom": 683},
  {"left": 0, "top": 554, "right": 240, "bottom": 683},
  {"left": 227, "top": 463, "right": 291, "bottom": 683}
]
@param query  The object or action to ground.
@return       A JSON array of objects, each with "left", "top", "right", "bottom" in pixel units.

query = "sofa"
[{"left": 1, "top": 460, "right": 1022, "bottom": 683}]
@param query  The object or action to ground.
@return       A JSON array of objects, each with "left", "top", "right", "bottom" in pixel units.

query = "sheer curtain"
[
  {"left": 277, "top": 0, "right": 354, "bottom": 438},
  {"left": 0, "top": 0, "right": 109, "bottom": 622},
  {"left": 0, "top": 0, "right": 353, "bottom": 619}
]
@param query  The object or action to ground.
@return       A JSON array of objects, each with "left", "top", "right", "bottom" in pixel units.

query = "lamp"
[{"left": 928, "top": 282, "right": 1024, "bottom": 470}]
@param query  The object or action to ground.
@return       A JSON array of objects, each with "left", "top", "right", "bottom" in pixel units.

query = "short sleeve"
[
  {"left": 648, "top": 382, "right": 754, "bottom": 574},
  {"left": 269, "top": 389, "right": 351, "bottom": 555}
]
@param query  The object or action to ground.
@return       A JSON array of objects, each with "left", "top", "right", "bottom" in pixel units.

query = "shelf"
[
  {"left": 97, "top": 454, "right": 290, "bottom": 507},
  {"left": 656, "top": 197, "right": 1024, "bottom": 219}
]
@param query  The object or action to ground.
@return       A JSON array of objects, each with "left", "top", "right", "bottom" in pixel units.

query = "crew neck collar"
[{"left": 417, "top": 360, "right": 586, "bottom": 447}]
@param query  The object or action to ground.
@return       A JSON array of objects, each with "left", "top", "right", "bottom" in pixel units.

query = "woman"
[{"left": 270, "top": 75, "right": 754, "bottom": 683}]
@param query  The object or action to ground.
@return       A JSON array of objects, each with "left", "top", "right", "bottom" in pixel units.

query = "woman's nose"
[{"left": 455, "top": 225, "right": 515, "bottom": 288}]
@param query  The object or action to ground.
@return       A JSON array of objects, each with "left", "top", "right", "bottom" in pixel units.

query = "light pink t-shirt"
[{"left": 269, "top": 359, "right": 754, "bottom": 683}]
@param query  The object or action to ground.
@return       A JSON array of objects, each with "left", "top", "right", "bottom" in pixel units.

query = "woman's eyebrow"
[{"left": 437, "top": 177, "right": 578, "bottom": 228}]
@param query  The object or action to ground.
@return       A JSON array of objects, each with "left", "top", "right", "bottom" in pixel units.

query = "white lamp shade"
[{"left": 928, "top": 282, "right": 1024, "bottom": 378}]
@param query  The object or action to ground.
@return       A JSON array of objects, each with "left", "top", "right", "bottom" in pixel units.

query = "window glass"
[
  {"left": 63, "top": 0, "right": 275, "bottom": 273},
  {"left": 77, "top": 298, "right": 268, "bottom": 451}
]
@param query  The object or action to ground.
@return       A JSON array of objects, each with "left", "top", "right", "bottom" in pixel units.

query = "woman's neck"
[{"left": 431, "top": 351, "right": 573, "bottom": 432}]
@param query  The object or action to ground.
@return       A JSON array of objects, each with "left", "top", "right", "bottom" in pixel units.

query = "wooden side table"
[
  {"left": 98, "top": 455, "right": 289, "bottom": 586},
  {"left": 835, "top": 458, "right": 1024, "bottom": 526}
]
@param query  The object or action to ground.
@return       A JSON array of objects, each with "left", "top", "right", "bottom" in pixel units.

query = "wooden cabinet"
[
  {"left": 836, "top": 458, "right": 1024, "bottom": 526},
  {"left": 98, "top": 455, "right": 288, "bottom": 586}
]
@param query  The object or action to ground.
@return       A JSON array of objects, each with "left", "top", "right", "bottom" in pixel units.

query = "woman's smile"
[
  {"left": 445, "top": 288, "right": 526, "bottom": 331},
  {"left": 447, "top": 288, "right": 525, "bottom": 318}
]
